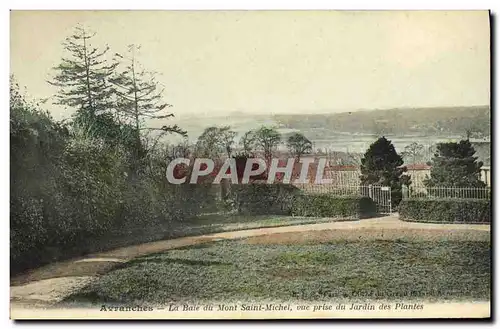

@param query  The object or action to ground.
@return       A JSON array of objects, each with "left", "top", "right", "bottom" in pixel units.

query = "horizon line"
[{"left": 176, "top": 104, "right": 490, "bottom": 117}]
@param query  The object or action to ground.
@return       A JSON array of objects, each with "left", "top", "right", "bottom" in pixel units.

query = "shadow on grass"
[
  {"left": 113, "top": 253, "right": 232, "bottom": 270},
  {"left": 12, "top": 212, "right": 377, "bottom": 281},
  {"left": 172, "top": 242, "right": 217, "bottom": 251},
  {"left": 59, "top": 290, "right": 104, "bottom": 305}
]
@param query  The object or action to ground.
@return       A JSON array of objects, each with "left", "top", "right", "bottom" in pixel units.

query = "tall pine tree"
[
  {"left": 109, "top": 44, "right": 186, "bottom": 159},
  {"left": 425, "top": 139, "right": 485, "bottom": 188},
  {"left": 49, "top": 25, "right": 118, "bottom": 126},
  {"left": 360, "top": 136, "right": 408, "bottom": 205}
]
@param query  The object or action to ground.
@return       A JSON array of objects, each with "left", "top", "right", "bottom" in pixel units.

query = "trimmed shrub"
[
  {"left": 399, "top": 199, "right": 491, "bottom": 223},
  {"left": 291, "top": 194, "right": 377, "bottom": 218},
  {"left": 231, "top": 184, "right": 302, "bottom": 215}
]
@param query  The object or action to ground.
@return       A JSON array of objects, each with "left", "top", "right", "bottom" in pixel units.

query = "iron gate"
[{"left": 361, "top": 184, "right": 392, "bottom": 214}]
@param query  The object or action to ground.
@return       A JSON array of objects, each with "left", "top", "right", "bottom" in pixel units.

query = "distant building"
[
  {"left": 481, "top": 166, "right": 491, "bottom": 186},
  {"left": 401, "top": 163, "right": 491, "bottom": 187},
  {"left": 403, "top": 164, "right": 432, "bottom": 187}
]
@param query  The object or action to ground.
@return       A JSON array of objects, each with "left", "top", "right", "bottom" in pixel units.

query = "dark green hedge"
[
  {"left": 232, "top": 184, "right": 301, "bottom": 215},
  {"left": 232, "top": 185, "right": 378, "bottom": 218},
  {"left": 10, "top": 95, "right": 218, "bottom": 274},
  {"left": 291, "top": 194, "right": 377, "bottom": 218},
  {"left": 399, "top": 199, "right": 491, "bottom": 223}
]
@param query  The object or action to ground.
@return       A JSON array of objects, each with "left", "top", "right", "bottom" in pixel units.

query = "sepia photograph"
[{"left": 9, "top": 9, "right": 491, "bottom": 320}]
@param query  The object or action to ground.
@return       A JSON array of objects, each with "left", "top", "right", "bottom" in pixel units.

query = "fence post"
[
  {"left": 368, "top": 184, "right": 373, "bottom": 199},
  {"left": 389, "top": 187, "right": 392, "bottom": 214},
  {"left": 402, "top": 184, "right": 409, "bottom": 199}
]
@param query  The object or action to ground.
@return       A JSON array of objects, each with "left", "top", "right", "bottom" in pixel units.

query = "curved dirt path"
[{"left": 11, "top": 215, "right": 490, "bottom": 308}]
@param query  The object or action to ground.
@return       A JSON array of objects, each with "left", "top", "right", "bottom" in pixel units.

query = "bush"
[
  {"left": 166, "top": 184, "right": 220, "bottom": 219},
  {"left": 291, "top": 194, "right": 377, "bottom": 218},
  {"left": 10, "top": 130, "right": 129, "bottom": 272},
  {"left": 231, "top": 184, "right": 301, "bottom": 215},
  {"left": 9, "top": 88, "right": 211, "bottom": 274},
  {"left": 399, "top": 199, "right": 491, "bottom": 223}
]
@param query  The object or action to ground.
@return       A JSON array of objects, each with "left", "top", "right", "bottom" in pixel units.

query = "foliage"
[
  {"left": 253, "top": 126, "right": 282, "bottom": 163},
  {"left": 239, "top": 130, "right": 257, "bottom": 156},
  {"left": 399, "top": 199, "right": 491, "bottom": 223},
  {"left": 219, "top": 127, "right": 237, "bottom": 158},
  {"left": 195, "top": 126, "right": 236, "bottom": 158},
  {"left": 10, "top": 107, "right": 132, "bottom": 272},
  {"left": 401, "top": 142, "right": 424, "bottom": 164},
  {"left": 11, "top": 79, "right": 71, "bottom": 270},
  {"left": 163, "top": 141, "right": 193, "bottom": 161},
  {"left": 291, "top": 194, "right": 377, "bottom": 218},
  {"left": 11, "top": 24, "right": 207, "bottom": 274},
  {"left": 425, "top": 139, "right": 486, "bottom": 188},
  {"left": 110, "top": 44, "right": 186, "bottom": 160},
  {"left": 286, "top": 132, "right": 312, "bottom": 160},
  {"left": 360, "top": 136, "right": 408, "bottom": 206},
  {"left": 231, "top": 184, "right": 301, "bottom": 215},
  {"left": 48, "top": 25, "right": 117, "bottom": 124},
  {"left": 10, "top": 77, "right": 201, "bottom": 274}
]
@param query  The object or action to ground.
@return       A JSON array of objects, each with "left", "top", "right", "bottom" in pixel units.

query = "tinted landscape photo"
[{"left": 10, "top": 10, "right": 491, "bottom": 319}]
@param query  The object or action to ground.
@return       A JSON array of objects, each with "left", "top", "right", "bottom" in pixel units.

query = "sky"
[{"left": 10, "top": 10, "right": 490, "bottom": 120}]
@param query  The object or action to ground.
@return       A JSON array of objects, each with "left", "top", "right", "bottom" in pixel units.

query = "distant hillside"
[{"left": 273, "top": 106, "right": 490, "bottom": 137}]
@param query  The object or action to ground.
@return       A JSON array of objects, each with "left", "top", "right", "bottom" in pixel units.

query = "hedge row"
[
  {"left": 232, "top": 184, "right": 378, "bottom": 218},
  {"left": 231, "top": 184, "right": 302, "bottom": 215},
  {"left": 10, "top": 97, "right": 219, "bottom": 274},
  {"left": 399, "top": 199, "right": 491, "bottom": 223},
  {"left": 11, "top": 180, "right": 215, "bottom": 274},
  {"left": 291, "top": 194, "right": 377, "bottom": 218}
]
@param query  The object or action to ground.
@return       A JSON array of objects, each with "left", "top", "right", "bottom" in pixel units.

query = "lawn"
[
  {"left": 63, "top": 232, "right": 490, "bottom": 306},
  {"left": 80, "top": 213, "right": 347, "bottom": 257},
  {"left": 180, "top": 213, "right": 350, "bottom": 232}
]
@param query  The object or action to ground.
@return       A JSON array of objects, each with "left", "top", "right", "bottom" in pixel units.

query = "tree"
[
  {"left": 360, "top": 136, "right": 408, "bottom": 205},
  {"left": 195, "top": 126, "right": 236, "bottom": 158},
  {"left": 194, "top": 126, "right": 236, "bottom": 200},
  {"left": 47, "top": 26, "right": 133, "bottom": 146},
  {"left": 217, "top": 126, "right": 237, "bottom": 199},
  {"left": 425, "top": 144, "right": 436, "bottom": 164},
  {"left": 164, "top": 141, "right": 192, "bottom": 161},
  {"left": 254, "top": 126, "right": 282, "bottom": 164},
  {"left": 196, "top": 127, "right": 220, "bottom": 158},
  {"left": 345, "top": 151, "right": 362, "bottom": 166},
  {"left": 49, "top": 25, "right": 117, "bottom": 125},
  {"left": 10, "top": 76, "right": 68, "bottom": 186},
  {"left": 425, "top": 139, "right": 485, "bottom": 188},
  {"left": 239, "top": 130, "right": 257, "bottom": 156},
  {"left": 286, "top": 132, "right": 312, "bottom": 161},
  {"left": 401, "top": 142, "right": 424, "bottom": 164},
  {"left": 401, "top": 142, "right": 425, "bottom": 186},
  {"left": 110, "top": 44, "right": 186, "bottom": 159},
  {"left": 219, "top": 126, "right": 237, "bottom": 158}
]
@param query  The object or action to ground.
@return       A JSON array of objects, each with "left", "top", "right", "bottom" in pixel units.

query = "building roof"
[{"left": 403, "top": 163, "right": 432, "bottom": 170}]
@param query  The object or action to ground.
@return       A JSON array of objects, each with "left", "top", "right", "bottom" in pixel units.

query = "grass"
[
  {"left": 12, "top": 213, "right": 341, "bottom": 279},
  {"left": 62, "top": 236, "right": 490, "bottom": 306},
  {"left": 81, "top": 213, "right": 345, "bottom": 256},
  {"left": 182, "top": 213, "right": 349, "bottom": 231}
]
